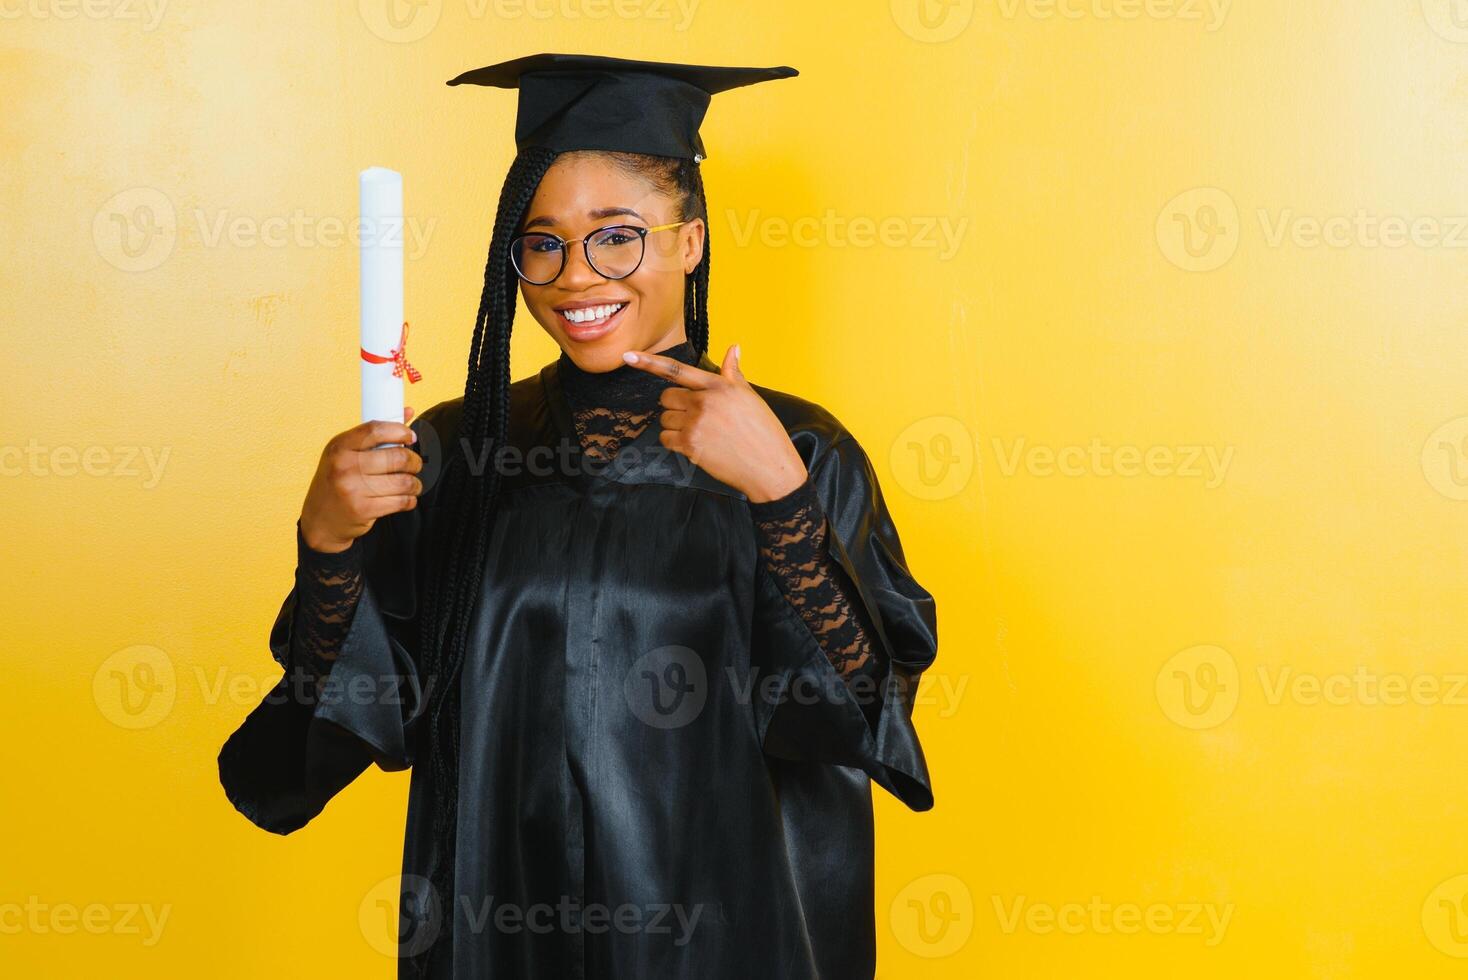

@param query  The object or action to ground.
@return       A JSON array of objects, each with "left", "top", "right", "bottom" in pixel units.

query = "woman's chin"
[{"left": 556, "top": 331, "right": 634, "bottom": 373}]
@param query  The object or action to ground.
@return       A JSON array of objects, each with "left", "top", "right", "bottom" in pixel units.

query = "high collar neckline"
[{"left": 556, "top": 340, "right": 700, "bottom": 407}]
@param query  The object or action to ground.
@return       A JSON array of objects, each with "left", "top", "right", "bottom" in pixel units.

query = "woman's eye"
[
  {"left": 597, "top": 231, "right": 638, "bottom": 247},
  {"left": 528, "top": 238, "right": 564, "bottom": 254}
]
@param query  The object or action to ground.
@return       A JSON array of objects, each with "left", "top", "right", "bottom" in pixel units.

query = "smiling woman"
[
  {"left": 514, "top": 151, "right": 705, "bottom": 359},
  {"left": 216, "top": 53, "right": 939, "bottom": 980}
]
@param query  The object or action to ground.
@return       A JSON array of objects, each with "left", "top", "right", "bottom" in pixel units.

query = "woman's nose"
[{"left": 557, "top": 244, "right": 606, "bottom": 289}]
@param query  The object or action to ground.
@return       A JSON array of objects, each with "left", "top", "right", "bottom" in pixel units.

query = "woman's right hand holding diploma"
[{"left": 299, "top": 407, "right": 422, "bottom": 554}]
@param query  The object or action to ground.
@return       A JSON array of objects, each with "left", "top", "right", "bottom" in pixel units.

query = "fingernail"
[
  {"left": 411, "top": 429, "right": 418, "bottom": 443},
  {"left": 623, "top": 351, "right": 638, "bottom": 364},
  {"left": 734, "top": 344, "right": 742, "bottom": 363}
]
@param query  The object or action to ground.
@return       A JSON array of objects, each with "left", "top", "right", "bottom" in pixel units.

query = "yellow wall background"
[{"left": 6, "top": 0, "right": 1468, "bottom": 976}]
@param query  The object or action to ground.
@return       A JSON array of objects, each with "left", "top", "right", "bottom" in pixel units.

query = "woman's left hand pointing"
[{"left": 622, "top": 343, "right": 808, "bottom": 503}]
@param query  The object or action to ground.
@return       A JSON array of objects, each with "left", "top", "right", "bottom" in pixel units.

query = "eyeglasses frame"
[{"left": 509, "top": 221, "right": 690, "bottom": 285}]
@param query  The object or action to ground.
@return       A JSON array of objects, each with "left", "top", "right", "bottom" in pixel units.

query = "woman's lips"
[{"left": 557, "top": 301, "right": 628, "bottom": 342}]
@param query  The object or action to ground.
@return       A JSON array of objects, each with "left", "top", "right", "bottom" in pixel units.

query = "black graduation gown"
[{"left": 217, "top": 350, "right": 938, "bottom": 978}]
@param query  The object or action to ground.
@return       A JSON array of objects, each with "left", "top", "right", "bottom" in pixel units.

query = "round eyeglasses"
[{"left": 509, "top": 221, "right": 688, "bottom": 285}]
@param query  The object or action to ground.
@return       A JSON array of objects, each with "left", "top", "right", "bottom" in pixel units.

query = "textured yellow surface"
[{"left": 6, "top": 1, "right": 1468, "bottom": 976}]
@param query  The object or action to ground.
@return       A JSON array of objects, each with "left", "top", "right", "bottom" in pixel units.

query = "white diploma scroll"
[{"left": 359, "top": 166, "right": 411, "bottom": 428}]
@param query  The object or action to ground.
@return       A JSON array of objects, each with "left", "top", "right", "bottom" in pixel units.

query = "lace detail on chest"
[
  {"left": 570, "top": 404, "right": 657, "bottom": 464},
  {"left": 556, "top": 340, "right": 698, "bottom": 464}
]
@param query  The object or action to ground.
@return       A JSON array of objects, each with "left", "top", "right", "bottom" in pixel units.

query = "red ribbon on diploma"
[{"left": 361, "top": 321, "right": 422, "bottom": 383}]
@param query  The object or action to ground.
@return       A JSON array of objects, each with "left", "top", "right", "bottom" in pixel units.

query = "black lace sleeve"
[
  {"left": 748, "top": 475, "right": 887, "bottom": 693},
  {"left": 290, "top": 519, "right": 366, "bottom": 696}
]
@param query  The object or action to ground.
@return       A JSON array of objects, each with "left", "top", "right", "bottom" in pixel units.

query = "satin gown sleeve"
[
  {"left": 749, "top": 433, "right": 937, "bottom": 812},
  {"left": 216, "top": 410, "right": 442, "bottom": 835}
]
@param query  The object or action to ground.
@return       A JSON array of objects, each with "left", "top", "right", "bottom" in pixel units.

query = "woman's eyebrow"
[
  {"left": 522, "top": 207, "right": 646, "bottom": 231},
  {"left": 589, "top": 207, "right": 646, "bottom": 222}
]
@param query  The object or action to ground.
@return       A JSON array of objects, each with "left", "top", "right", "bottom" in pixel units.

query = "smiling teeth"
[{"left": 563, "top": 303, "right": 625, "bottom": 325}]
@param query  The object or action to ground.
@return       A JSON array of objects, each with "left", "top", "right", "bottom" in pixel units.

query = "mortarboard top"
[{"left": 446, "top": 53, "right": 798, "bottom": 161}]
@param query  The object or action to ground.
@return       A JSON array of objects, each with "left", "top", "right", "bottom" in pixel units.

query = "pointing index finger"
[{"left": 621, "top": 350, "right": 719, "bottom": 389}]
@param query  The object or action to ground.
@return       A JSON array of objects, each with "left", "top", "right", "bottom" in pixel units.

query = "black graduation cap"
[{"left": 446, "top": 53, "right": 798, "bottom": 161}]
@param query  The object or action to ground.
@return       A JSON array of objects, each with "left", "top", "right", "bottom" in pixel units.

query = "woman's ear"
[{"left": 680, "top": 217, "right": 706, "bottom": 274}]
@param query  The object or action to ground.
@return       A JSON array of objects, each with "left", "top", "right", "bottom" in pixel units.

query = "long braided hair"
[{"left": 411, "top": 147, "right": 711, "bottom": 972}]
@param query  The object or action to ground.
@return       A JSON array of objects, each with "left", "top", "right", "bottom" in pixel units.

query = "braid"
[
  {"left": 412, "top": 144, "right": 559, "bottom": 976},
  {"left": 684, "top": 159, "right": 711, "bottom": 356}
]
